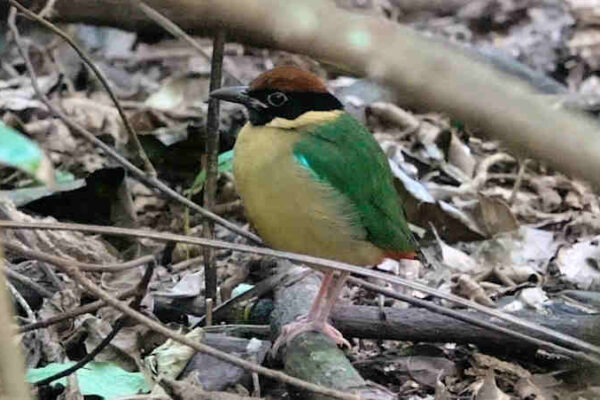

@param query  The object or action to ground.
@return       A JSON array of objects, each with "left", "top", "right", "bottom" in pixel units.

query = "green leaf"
[
  {"left": 186, "top": 149, "right": 234, "bottom": 196},
  {"left": 26, "top": 361, "right": 151, "bottom": 399},
  {"left": 0, "top": 121, "right": 54, "bottom": 185}
]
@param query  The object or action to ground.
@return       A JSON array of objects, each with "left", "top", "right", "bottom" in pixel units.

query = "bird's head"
[{"left": 209, "top": 66, "right": 343, "bottom": 126}]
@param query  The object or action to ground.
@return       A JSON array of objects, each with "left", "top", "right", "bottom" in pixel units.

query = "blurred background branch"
[{"left": 35, "top": 0, "right": 600, "bottom": 187}]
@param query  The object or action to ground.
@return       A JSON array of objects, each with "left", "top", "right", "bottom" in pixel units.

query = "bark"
[{"left": 332, "top": 305, "right": 600, "bottom": 353}]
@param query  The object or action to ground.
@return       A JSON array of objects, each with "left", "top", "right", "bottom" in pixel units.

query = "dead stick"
[
  {"left": 1, "top": 220, "right": 598, "bottom": 365},
  {"left": 4, "top": 243, "right": 156, "bottom": 272},
  {"left": 346, "top": 276, "right": 591, "bottom": 360},
  {"left": 3, "top": 266, "right": 54, "bottom": 298},
  {"left": 331, "top": 304, "right": 600, "bottom": 349},
  {"left": 203, "top": 28, "right": 225, "bottom": 302}
]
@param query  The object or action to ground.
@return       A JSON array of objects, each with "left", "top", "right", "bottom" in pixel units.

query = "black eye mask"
[{"left": 246, "top": 89, "right": 344, "bottom": 126}]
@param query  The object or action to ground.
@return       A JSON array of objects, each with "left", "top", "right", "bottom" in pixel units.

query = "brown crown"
[{"left": 249, "top": 66, "right": 328, "bottom": 93}]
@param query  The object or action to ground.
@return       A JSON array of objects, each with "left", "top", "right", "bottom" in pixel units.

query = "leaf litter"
[{"left": 1, "top": 1, "right": 600, "bottom": 399}]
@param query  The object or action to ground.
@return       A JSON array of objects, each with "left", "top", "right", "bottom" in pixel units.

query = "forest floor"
[{"left": 1, "top": 0, "right": 600, "bottom": 399}]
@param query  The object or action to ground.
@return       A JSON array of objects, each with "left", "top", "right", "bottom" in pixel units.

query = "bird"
[{"left": 210, "top": 66, "right": 416, "bottom": 352}]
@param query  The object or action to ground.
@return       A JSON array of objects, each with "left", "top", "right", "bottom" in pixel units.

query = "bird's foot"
[{"left": 271, "top": 316, "right": 351, "bottom": 355}]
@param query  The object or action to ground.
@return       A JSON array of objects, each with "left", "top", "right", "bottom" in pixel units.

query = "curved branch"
[{"left": 49, "top": 0, "right": 600, "bottom": 187}]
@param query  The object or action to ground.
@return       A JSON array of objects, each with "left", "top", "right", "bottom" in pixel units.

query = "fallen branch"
[
  {"left": 272, "top": 266, "right": 395, "bottom": 400},
  {"left": 1, "top": 220, "right": 598, "bottom": 366},
  {"left": 332, "top": 305, "right": 600, "bottom": 350},
  {"left": 46, "top": 0, "right": 600, "bottom": 189}
]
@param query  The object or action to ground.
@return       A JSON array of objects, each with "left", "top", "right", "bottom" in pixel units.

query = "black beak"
[{"left": 209, "top": 86, "right": 267, "bottom": 110}]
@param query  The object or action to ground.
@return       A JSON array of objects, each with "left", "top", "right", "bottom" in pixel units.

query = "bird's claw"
[{"left": 271, "top": 317, "right": 351, "bottom": 356}]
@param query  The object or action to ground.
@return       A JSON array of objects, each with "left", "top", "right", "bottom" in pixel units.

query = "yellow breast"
[{"left": 233, "top": 112, "right": 384, "bottom": 266}]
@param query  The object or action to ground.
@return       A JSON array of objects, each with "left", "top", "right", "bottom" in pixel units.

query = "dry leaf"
[
  {"left": 567, "top": 0, "right": 600, "bottom": 25},
  {"left": 405, "top": 356, "right": 457, "bottom": 388},
  {"left": 477, "top": 194, "right": 519, "bottom": 236},
  {"left": 556, "top": 237, "right": 600, "bottom": 290},
  {"left": 448, "top": 133, "right": 475, "bottom": 178},
  {"left": 569, "top": 29, "right": 600, "bottom": 69},
  {"left": 80, "top": 315, "right": 146, "bottom": 372},
  {"left": 515, "top": 375, "right": 558, "bottom": 400},
  {"left": 145, "top": 73, "right": 210, "bottom": 111},
  {"left": 518, "top": 287, "right": 549, "bottom": 311},
  {"left": 61, "top": 97, "right": 125, "bottom": 144},
  {"left": 453, "top": 275, "right": 494, "bottom": 306},
  {"left": 471, "top": 353, "right": 531, "bottom": 379},
  {"left": 475, "top": 372, "right": 510, "bottom": 400},
  {"left": 433, "top": 228, "right": 481, "bottom": 273},
  {"left": 0, "top": 197, "right": 118, "bottom": 265},
  {"left": 475, "top": 227, "right": 557, "bottom": 277},
  {"left": 144, "top": 328, "right": 205, "bottom": 381}
]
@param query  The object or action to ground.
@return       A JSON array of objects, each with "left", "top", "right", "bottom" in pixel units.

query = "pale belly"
[{"left": 233, "top": 123, "right": 383, "bottom": 266}]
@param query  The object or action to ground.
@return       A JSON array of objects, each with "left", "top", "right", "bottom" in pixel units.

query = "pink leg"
[
  {"left": 313, "top": 272, "right": 350, "bottom": 322},
  {"left": 272, "top": 272, "right": 351, "bottom": 354},
  {"left": 307, "top": 271, "right": 335, "bottom": 319}
]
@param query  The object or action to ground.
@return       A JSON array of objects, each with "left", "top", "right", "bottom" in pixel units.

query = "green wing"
[{"left": 293, "top": 113, "right": 415, "bottom": 253}]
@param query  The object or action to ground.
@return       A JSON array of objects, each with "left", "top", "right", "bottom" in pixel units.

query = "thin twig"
[
  {"left": 1, "top": 221, "right": 599, "bottom": 365},
  {"left": 18, "top": 286, "right": 138, "bottom": 334},
  {"left": 6, "top": 11, "right": 261, "bottom": 245},
  {"left": 71, "top": 254, "right": 157, "bottom": 273},
  {"left": 5, "top": 242, "right": 156, "bottom": 273},
  {"left": 171, "top": 255, "right": 203, "bottom": 272},
  {"left": 39, "top": 261, "right": 63, "bottom": 290},
  {"left": 9, "top": 244, "right": 360, "bottom": 400},
  {"left": 205, "top": 298, "right": 213, "bottom": 327},
  {"left": 135, "top": 1, "right": 242, "bottom": 85},
  {"left": 3, "top": 266, "right": 54, "bottom": 298},
  {"left": 37, "top": 0, "right": 58, "bottom": 18},
  {"left": 33, "top": 261, "right": 155, "bottom": 386},
  {"left": 8, "top": 0, "right": 156, "bottom": 177},
  {"left": 509, "top": 159, "right": 529, "bottom": 205},
  {"left": 7, "top": 281, "right": 35, "bottom": 322},
  {"left": 203, "top": 29, "right": 226, "bottom": 302}
]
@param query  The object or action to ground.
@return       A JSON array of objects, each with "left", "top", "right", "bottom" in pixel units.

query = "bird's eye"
[{"left": 267, "top": 92, "right": 288, "bottom": 107}]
